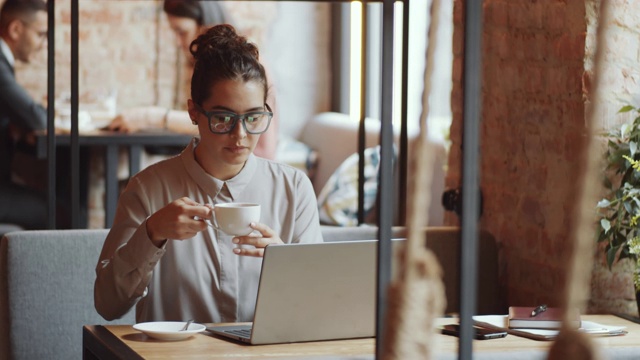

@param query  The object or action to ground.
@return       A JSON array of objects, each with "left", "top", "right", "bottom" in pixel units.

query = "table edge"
[
  {"left": 83, "top": 325, "right": 144, "bottom": 360},
  {"left": 34, "top": 130, "right": 193, "bottom": 158}
]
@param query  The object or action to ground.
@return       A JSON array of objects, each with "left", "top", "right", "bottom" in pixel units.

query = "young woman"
[
  {"left": 107, "top": 0, "right": 278, "bottom": 160},
  {"left": 94, "top": 24, "right": 321, "bottom": 323}
]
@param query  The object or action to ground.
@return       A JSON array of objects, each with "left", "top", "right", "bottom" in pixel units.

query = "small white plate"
[{"left": 133, "top": 321, "right": 206, "bottom": 341}]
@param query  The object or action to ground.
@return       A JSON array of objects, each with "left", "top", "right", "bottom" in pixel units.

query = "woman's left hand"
[{"left": 232, "top": 222, "right": 283, "bottom": 257}]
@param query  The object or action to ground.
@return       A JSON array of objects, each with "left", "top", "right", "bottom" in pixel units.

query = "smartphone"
[{"left": 441, "top": 324, "right": 508, "bottom": 340}]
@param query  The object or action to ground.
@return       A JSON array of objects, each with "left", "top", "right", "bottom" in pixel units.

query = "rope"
[
  {"left": 548, "top": 1, "right": 611, "bottom": 359},
  {"left": 381, "top": 0, "right": 447, "bottom": 358}
]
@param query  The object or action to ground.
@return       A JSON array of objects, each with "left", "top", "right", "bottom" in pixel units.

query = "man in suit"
[{"left": 0, "top": 0, "right": 48, "bottom": 229}]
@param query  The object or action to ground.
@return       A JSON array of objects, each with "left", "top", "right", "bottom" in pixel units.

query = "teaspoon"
[{"left": 180, "top": 319, "right": 193, "bottom": 331}]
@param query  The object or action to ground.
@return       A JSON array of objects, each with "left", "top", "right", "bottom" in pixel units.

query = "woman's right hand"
[{"left": 146, "top": 197, "right": 211, "bottom": 247}]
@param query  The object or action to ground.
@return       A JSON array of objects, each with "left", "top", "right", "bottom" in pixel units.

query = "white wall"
[{"left": 263, "top": 2, "right": 332, "bottom": 139}]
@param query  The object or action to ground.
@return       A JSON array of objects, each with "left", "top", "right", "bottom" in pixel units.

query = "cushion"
[
  {"left": 275, "top": 136, "right": 319, "bottom": 182},
  {"left": 317, "top": 145, "right": 395, "bottom": 226}
]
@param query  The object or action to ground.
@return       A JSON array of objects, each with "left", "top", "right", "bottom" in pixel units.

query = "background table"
[
  {"left": 36, "top": 130, "right": 192, "bottom": 227},
  {"left": 82, "top": 315, "right": 640, "bottom": 360}
]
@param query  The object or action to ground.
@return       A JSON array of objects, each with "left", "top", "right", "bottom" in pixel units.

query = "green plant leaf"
[
  {"left": 631, "top": 141, "right": 638, "bottom": 156},
  {"left": 619, "top": 105, "right": 635, "bottom": 113},
  {"left": 597, "top": 199, "right": 611, "bottom": 208},
  {"left": 615, "top": 232, "right": 630, "bottom": 248},
  {"left": 598, "top": 229, "right": 610, "bottom": 242},
  {"left": 621, "top": 123, "right": 630, "bottom": 137},
  {"left": 601, "top": 218, "right": 611, "bottom": 232},
  {"left": 606, "top": 245, "right": 618, "bottom": 269},
  {"left": 619, "top": 246, "right": 633, "bottom": 261}
]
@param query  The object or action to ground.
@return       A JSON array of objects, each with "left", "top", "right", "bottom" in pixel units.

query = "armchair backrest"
[
  {"left": 0, "top": 229, "right": 135, "bottom": 360},
  {"left": 321, "top": 225, "right": 504, "bottom": 315}
]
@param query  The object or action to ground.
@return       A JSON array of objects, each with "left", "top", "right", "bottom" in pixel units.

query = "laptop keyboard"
[{"left": 225, "top": 328, "right": 252, "bottom": 338}]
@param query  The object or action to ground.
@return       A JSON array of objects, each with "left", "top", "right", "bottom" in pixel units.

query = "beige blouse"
[{"left": 94, "top": 138, "right": 323, "bottom": 323}]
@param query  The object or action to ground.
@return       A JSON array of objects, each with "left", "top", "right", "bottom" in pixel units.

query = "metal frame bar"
[
  {"left": 375, "top": 0, "right": 395, "bottom": 357},
  {"left": 46, "top": 0, "right": 56, "bottom": 229},
  {"left": 70, "top": 0, "right": 80, "bottom": 228},
  {"left": 398, "top": 0, "right": 410, "bottom": 225},
  {"left": 459, "top": 0, "right": 483, "bottom": 359},
  {"left": 357, "top": 4, "right": 367, "bottom": 225},
  {"left": 104, "top": 145, "right": 119, "bottom": 228}
]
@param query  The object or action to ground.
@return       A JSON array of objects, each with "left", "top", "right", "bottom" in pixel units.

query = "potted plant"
[{"left": 596, "top": 104, "right": 640, "bottom": 312}]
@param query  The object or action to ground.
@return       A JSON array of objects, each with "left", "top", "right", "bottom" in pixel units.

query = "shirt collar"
[
  {"left": 0, "top": 39, "right": 15, "bottom": 68},
  {"left": 181, "top": 137, "right": 258, "bottom": 201}
]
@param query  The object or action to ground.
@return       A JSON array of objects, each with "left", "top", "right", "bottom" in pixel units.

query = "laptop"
[{"left": 207, "top": 239, "right": 404, "bottom": 345}]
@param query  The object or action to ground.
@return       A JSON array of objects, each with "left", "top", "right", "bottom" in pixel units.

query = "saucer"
[{"left": 133, "top": 321, "right": 206, "bottom": 341}]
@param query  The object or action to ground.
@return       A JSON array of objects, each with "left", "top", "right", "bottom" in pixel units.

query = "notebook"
[
  {"left": 207, "top": 239, "right": 404, "bottom": 345},
  {"left": 507, "top": 306, "right": 581, "bottom": 329}
]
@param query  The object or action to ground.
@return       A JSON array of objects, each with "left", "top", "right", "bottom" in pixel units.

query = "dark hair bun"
[
  {"left": 188, "top": 24, "right": 268, "bottom": 106},
  {"left": 190, "top": 24, "right": 259, "bottom": 63}
]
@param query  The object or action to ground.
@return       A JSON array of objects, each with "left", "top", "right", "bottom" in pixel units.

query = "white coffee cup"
[{"left": 210, "top": 203, "right": 261, "bottom": 236}]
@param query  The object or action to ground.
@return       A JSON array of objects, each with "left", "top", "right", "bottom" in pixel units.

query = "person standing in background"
[
  {"left": 0, "top": 0, "right": 48, "bottom": 229},
  {"left": 107, "top": 0, "right": 279, "bottom": 160}
]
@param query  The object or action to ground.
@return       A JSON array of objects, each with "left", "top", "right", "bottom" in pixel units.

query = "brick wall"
[{"left": 448, "top": 0, "right": 640, "bottom": 315}]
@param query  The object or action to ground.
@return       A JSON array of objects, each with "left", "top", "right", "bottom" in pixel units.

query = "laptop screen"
[{"left": 212, "top": 239, "right": 405, "bottom": 345}]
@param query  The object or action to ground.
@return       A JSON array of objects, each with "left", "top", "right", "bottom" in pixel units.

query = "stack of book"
[{"left": 507, "top": 306, "right": 581, "bottom": 329}]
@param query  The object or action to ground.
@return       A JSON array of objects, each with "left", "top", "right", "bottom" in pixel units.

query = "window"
[{"left": 334, "top": 0, "right": 453, "bottom": 144}]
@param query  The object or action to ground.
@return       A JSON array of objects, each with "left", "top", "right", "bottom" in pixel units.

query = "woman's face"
[
  {"left": 189, "top": 79, "right": 265, "bottom": 180},
  {"left": 166, "top": 14, "right": 200, "bottom": 60}
]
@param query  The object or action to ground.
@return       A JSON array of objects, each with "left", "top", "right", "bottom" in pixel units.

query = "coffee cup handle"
[{"left": 210, "top": 207, "right": 221, "bottom": 230}]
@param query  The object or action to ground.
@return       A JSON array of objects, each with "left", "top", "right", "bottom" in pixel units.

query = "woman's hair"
[
  {"left": 189, "top": 24, "right": 268, "bottom": 106},
  {"left": 163, "top": 0, "right": 227, "bottom": 27}
]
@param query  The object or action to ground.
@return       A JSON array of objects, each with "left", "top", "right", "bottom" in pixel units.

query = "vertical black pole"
[
  {"left": 357, "top": 3, "right": 367, "bottom": 225},
  {"left": 46, "top": 0, "right": 56, "bottom": 229},
  {"left": 375, "top": 0, "right": 395, "bottom": 357},
  {"left": 71, "top": 0, "right": 80, "bottom": 228},
  {"left": 459, "top": 0, "right": 483, "bottom": 359},
  {"left": 398, "top": 0, "right": 410, "bottom": 226}
]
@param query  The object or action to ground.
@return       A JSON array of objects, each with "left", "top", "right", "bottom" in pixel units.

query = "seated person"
[
  {"left": 0, "top": 0, "right": 91, "bottom": 229},
  {"left": 94, "top": 24, "right": 322, "bottom": 323},
  {"left": 0, "top": 0, "right": 48, "bottom": 229},
  {"left": 106, "top": 0, "right": 278, "bottom": 160}
]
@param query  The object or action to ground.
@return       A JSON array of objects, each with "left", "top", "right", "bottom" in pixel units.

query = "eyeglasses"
[{"left": 194, "top": 103, "right": 273, "bottom": 135}]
